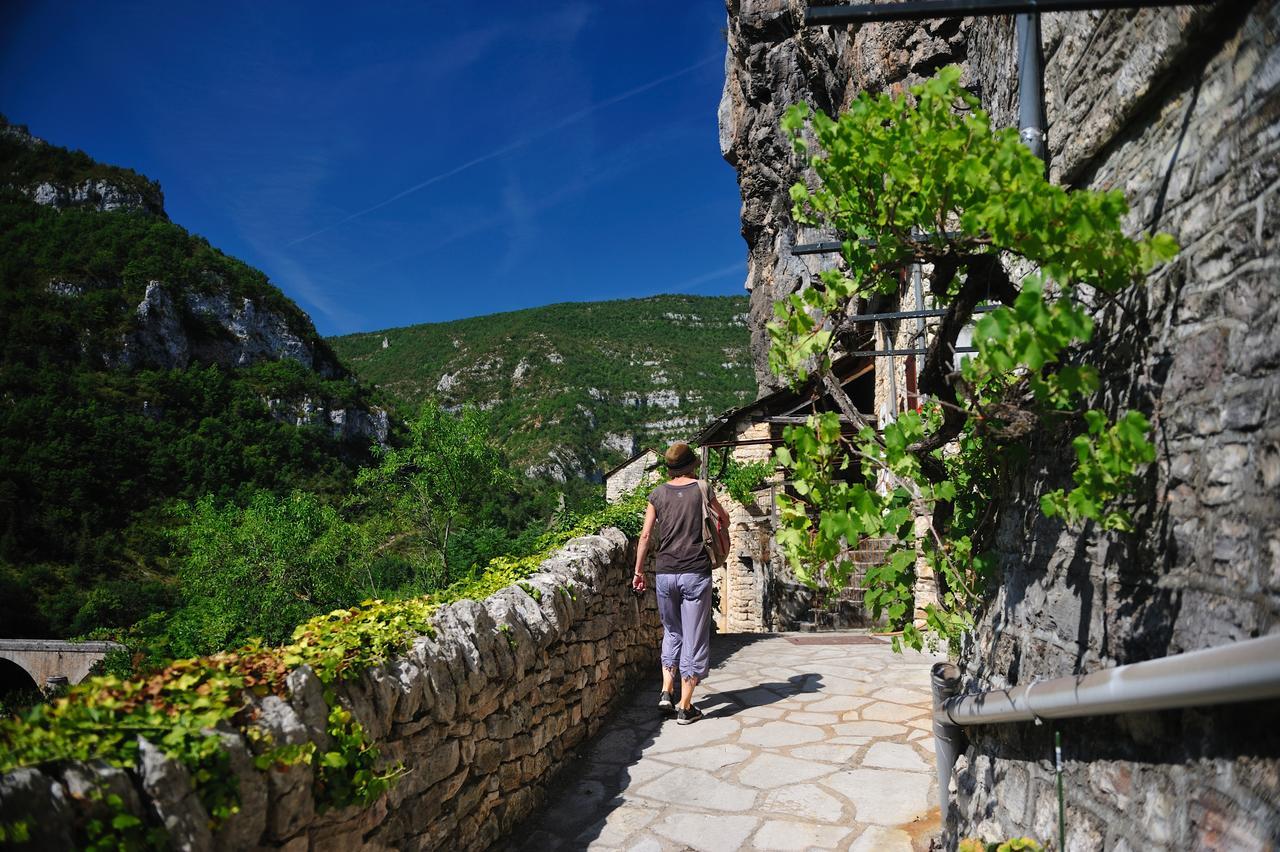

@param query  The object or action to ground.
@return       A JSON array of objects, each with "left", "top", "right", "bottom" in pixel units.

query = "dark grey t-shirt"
[{"left": 648, "top": 481, "right": 711, "bottom": 574}]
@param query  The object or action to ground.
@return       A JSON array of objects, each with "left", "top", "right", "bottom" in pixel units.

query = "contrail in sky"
[{"left": 287, "top": 52, "right": 722, "bottom": 247}]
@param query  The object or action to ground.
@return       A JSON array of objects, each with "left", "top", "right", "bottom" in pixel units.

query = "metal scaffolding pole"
[{"left": 806, "top": 0, "right": 1208, "bottom": 25}]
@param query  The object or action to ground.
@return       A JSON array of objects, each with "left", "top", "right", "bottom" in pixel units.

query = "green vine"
[
  {"left": 708, "top": 453, "right": 774, "bottom": 506},
  {"left": 770, "top": 67, "right": 1176, "bottom": 652},
  {"left": 0, "top": 488, "right": 648, "bottom": 847}
]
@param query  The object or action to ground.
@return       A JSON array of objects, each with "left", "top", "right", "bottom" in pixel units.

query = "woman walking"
[{"left": 632, "top": 442, "right": 729, "bottom": 724}]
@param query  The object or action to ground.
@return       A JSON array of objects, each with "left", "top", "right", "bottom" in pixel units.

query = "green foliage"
[
  {"left": 708, "top": 453, "right": 774, "bottom": 506},
  {"left": 1040, "top": 410, "right": 1155, "bottom": 531},
  {"left": 1, "top": 115, "right": 160, "bottom": 210},
  {"left": 81, "top": 789, "right": 166, "bottom": 852},
  {"left": 0, "top": 820, "right": 31, "bottom": 845},
  {"left": 959, "top": 838, "right": 1044, "bottom": 852},
  {"left": 770, "top": 68, "right": 1176, "bottom": 652},
  {"left": 0, "top": 480, "right": 648, "bottom": 848},
  {"left": 166, "top": 491, "right": 377, "bottom": 657},
  {"left": 356, "top": 401, "right": 510, "bottom": 586},
  {"left": 0, "top": 190, "right": 376, "bottom": 640}
]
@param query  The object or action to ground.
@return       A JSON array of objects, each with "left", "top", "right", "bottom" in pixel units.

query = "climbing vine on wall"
[{"left": 770, "top": 67, "right": 1176, "bottom": 652}]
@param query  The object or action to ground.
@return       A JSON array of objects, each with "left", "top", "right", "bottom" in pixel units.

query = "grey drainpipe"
[
  {"left": 1016, "top": 12, "right": 1048, "bottom": 161},
  {"left": 933, "top": 634, "right": 1280, "bottom": 816},
  {"left": 930, "top": 662, "right": 966, "bottom": 816}
]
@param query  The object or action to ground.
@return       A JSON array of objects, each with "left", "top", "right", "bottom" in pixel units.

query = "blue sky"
[{"left": 0, "top": 2, "right": 745, "bottom": 335}]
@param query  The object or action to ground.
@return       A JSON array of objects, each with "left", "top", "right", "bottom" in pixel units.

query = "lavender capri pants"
[{"left": 656, "top": 571, "right": 712, "bottom": 681}]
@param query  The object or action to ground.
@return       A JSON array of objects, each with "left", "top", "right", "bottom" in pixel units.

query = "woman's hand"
[{"left": 632, "top": 502, "right": 655, "bottom": 596}]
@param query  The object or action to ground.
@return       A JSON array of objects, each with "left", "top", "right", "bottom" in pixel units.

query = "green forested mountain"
[
  {"left": 329, "top": 295, "right": 757, "bottom": 483},
  {"left": 0, "top": 114, "right": 756, "bottom": 653},
  {"left": 0, "top": 117, "right": 385, "bottom": 639}
]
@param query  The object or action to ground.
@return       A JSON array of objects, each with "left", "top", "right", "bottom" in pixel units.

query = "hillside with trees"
[
  {"left": 0, "top": 117, "right": 387, "bottom": 642},
  {"left": 329, "top": 294, "right": 757, "bottom": 491}
]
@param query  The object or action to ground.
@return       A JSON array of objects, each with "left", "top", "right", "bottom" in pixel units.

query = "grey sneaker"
[
  {"left": 676, "top": 705, "right": 703, "bottom": 725},
  {"left": 658, "top": 691, "right": 674, "bottom": 713}
]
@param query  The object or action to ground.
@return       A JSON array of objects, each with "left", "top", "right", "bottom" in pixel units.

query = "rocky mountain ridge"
[
  {"left": 1, "top": 116, "right": 397, "bottom": 639},
  {"left": 2, "top": 116, "right": 166, "bottom": 216},
  {"left": 2, "top": 115, "right": 379, "bottom": 444}
]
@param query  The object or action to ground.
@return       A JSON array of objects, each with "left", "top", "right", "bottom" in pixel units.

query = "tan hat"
[{"left": 664, "top": 442, "right": 697, "bottom": 472}]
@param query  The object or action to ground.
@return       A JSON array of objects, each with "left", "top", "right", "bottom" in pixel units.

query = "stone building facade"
[
  {"left": 721, "top": 0, "right": 1280, "bottom": 845},
  {"left": 694, "top": 364, "right": 894, "bottom": 634},
  {"left": 603, "top": 448, "right": 660, "bottom": 504}
]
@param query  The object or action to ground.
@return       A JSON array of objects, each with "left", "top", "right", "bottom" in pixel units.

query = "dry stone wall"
[
  {"left": 723, "top": 0, "right": 1280, "bottom": 845},
  {"left": 0, "top": 528, "right": 661, "bottom": 851}
]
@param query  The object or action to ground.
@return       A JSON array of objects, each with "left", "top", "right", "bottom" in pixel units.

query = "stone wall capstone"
[{"left": 0, "top": 528, "right": 661, "bottom": 851}]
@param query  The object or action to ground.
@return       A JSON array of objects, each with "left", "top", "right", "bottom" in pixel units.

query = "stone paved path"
[{"left": 510, "top": 633, "right": 945, "bottom": 852}]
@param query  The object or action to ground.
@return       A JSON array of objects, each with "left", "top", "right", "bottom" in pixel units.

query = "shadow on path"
[{"left": 500, "top": 634, "right": 827, "bottom": 851}]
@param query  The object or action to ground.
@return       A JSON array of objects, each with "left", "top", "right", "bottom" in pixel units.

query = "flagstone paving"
[{"left": 509, "top": 634, "right": 945, "bottom": 851}]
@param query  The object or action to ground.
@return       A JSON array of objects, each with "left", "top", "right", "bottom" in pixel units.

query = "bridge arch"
[
  {"left": 0, "top": 655, "right": 40, "bottom": 695},
  {"left": 0, "top": 640, "right": 123, "bottom": 693}
]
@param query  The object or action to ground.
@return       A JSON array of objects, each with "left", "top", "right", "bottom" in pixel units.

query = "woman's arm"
[{"left": 633, "top": 502, "right": 657, "bottom": 591}]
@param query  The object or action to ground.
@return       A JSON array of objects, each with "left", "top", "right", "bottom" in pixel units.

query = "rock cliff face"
[
  {"left": 4, "top": 116, "right": 387, "bottom": 447},
  {"left": 1, "top": 117, "right": 166, "bottom": 216},
  {"left": 116, "top": 281, "right": 344, "bottom": 378},
  {"left": 329, "top": 295, "right": 757, "bottom": 481},
  {"left": 26, "top": 177, "right": 165, "bottom": 217},
  {"left": 719, "top": 0, "right": 971, "bottom": 392},
  {"left": 722, "top": 0, "right": 1280, "bottom": 845}
]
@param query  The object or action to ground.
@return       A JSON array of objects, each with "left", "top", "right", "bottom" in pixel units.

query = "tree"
[
  {"left": 356, "top": 401, "right": 509, "bottom": 587},
  {"left": 168, "top": 490, "right": 373, "bottom": 656},
  {"left": 770, "top": 67, "right": 1175, "bottom": 651}
]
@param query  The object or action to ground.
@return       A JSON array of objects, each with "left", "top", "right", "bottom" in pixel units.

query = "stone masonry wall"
[
  {"left": 723, "top": 0, "right": 1280, "bottom": 845},
  {"left": 948, "top": 3, "right": 1280, "bottom": 847},
  {"left": 0, "top": 529, "right": 661, "bottom": 851},
  {"left": 718, "top": 421, "right": 774, "bottom": 632}
]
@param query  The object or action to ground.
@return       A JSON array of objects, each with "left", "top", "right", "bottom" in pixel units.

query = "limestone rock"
[
  {"left": 0, "top": 767, "right": 75, "bottom": 849},
  {"left": 137, "top": 738, "right": 213, "bottom": 852},
  {"left": 286, "top": 665, "right": 333, "bottom": 749},
  {"left": 211, "top": 732, "right": 268, "bottom": 852}
]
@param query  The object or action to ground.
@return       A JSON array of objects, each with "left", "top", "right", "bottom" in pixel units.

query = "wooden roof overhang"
[{"left": 692, "top": 354, "right": 876, "bottom": 449}]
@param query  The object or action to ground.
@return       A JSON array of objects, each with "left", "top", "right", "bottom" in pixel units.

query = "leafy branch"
[{"left": 768, "top": 67, "right": 1176, "bottom": 652}]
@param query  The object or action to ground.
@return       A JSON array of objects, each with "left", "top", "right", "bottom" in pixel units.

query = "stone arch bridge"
[{"left": 0, "top": 640, "right": 123, "bottom": 692}]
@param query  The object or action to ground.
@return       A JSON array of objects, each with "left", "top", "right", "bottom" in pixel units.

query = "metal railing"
[{"left": 929, "top": 633, "right": 1280, "bottom": 840}]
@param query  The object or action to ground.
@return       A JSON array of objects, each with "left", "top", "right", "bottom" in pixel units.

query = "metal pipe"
[
  {"left": 844, "top": 304, "right": 998, "bottom": 324},
  {"left": 931, "top": 634, "right": 1280, "bottom": 825},
  {"left": 931, "top": 662, "right": 966, "bottom": 816},
  {"left": 911, "top": 263, "right": 928, "bottom": 345},
  {"left": 793, "top": 231, "right": 971, "bottom": 255},
  {"left": 806, "top": 0, "right": 1207, "bottom": 26},
  {"left": 909, "top": 264, "right": 929, "bottom": 411},
  {"left": 938, "top": 633, "right": 1280, "bottom": 727},
  {"left": 849, "top": 346, "right": 978, "bottom": 356},
  {"left": 881, "top": 320, "right": 899, "bottom": 424},
  {"left": 1016, "top": 12, "right": 1047, "bottom": 160},
  {"left": 792, "top": 240, "right": 847, "bottom": 256}
]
